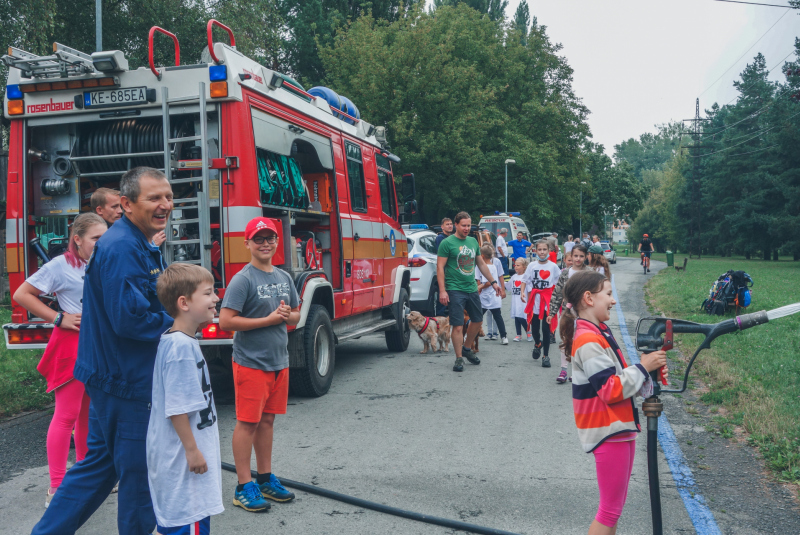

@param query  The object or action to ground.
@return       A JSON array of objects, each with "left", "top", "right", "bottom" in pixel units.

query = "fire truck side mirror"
[
  {"left": 401, "top": 173, "right": 416, "bottom": 202},
  {"left": 400, "top": 173, "right": 417, "bottom": 223}
]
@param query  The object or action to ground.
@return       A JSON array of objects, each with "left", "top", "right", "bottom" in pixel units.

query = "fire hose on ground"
[
  {"left": 218, "top": 303, "right": 800, "bottom": 535},
  {"left": 220, "top": 462, "right": 521, "bottom": 535},
  {"left": 635, "top": 303, "right": 800, "bottom": 535}
]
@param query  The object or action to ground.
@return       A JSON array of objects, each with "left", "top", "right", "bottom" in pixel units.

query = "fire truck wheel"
[
  {"left": 290, "top": 305, "right": 336, "bottom": 397},
  {"left": 385, "top": 287, "right": 411, "bottom": 352}
]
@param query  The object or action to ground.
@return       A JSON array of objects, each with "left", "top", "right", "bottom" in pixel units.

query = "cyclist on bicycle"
[{"left": 638, "top": 234, "right": 653, "bottom": 273}]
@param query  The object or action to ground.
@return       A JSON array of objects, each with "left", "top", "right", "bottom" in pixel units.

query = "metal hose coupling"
[
  {"left": 642, "top": 396, "right": 664, "bottom": 419},
  {"left": 735, "top": 310, "right": 769, "bottom": 331}
]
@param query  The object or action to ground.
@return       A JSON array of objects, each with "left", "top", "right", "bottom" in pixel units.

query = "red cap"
[
  {"left": 643, "top": 233, "right": 649, "bottom": 238},
  {"left": 245, "top": 217, "right": 278, "bottom": 240}
]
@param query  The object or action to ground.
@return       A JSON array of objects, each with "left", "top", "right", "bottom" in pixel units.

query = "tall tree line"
[
  {"left": 0, "top": 0, "right": 642, "bottom": 233},
  {"left": 625, "top": 36, "right": 800, "bottom": 258}
]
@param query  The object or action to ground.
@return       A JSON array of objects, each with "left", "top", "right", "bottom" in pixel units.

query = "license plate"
[{"left": 84, "top": 87, "right": 148, "bottom": 108}]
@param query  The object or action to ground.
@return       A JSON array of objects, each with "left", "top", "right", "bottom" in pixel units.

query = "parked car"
[
  {"left": 600, "top": 241, "right": 617, "bottom": 264},
  {"left": 405, "top": 226, "right": 440, "bottom": 315}
]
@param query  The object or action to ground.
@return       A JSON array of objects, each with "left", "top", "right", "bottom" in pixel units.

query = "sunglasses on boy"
[{"left": 250, "top": 235, "right": 278, "bottom": 245}]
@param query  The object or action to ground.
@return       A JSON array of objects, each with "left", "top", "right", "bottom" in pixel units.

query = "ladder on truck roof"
[
  {"left": 2, "top": 43, "right": 96, "bottom": 78},
  {"left": 161, "top": 84, "right": 213, "bottom": 274}
]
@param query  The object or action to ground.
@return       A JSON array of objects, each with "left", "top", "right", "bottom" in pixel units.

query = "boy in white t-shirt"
[
  {"left": 476, "top": 245, "right": 508, "bottom": 344},
  {"left": 521, "top": 240, "right": 561, "bottom": 367},
  {"left": 149, "top": 264, "right": 224, "bottom": 533}
]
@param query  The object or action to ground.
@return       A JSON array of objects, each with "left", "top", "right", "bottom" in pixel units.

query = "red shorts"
[
  {"left": 549, "top": 251, "right": 557, "bottom": 263},
  {"left": 233, "top": 363, "right": 289, "bottom": 422}
]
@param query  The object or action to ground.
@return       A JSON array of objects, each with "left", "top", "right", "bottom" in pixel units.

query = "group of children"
[
  {"left": 20, "top": 210, "right": 665, "bottom": 534},
  {"left": 477, "top": 238, "right": 612, "bottom": 381},
  {"left": 19, "top": 214, "right": 296, "bottom": 532}
]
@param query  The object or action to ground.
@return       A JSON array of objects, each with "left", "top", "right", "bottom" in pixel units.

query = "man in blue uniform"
[
  {"left": 33, "top": 167, "right": 174, "bottom": 535},
  {"left": 507, "top": 231, "right": 532, "bottom": 262}
]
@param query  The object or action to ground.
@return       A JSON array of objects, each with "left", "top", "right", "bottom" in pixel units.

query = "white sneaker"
[
  {"left": 527, "top": 334, "right": 533, "bottom": 342},
  {"left": 45, "top": 488, "right": 55, "bottom": 508},
  {"left": 513, "top": 336, "right": 521, "bottom": 342},
  {"left": 501, "top": 337, "right": 508, "bottom": 345}
]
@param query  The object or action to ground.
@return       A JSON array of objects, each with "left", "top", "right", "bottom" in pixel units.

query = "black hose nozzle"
[{"left": 735, "top": 310, "right": 768, "bottom": 331}]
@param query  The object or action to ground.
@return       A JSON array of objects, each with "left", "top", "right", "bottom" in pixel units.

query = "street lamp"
[
  {"left": 504, "top": 159, "right": 515, "bottom": 213},
  {"left": 579, "top": 181, "right": 587, "bottom": 238}
]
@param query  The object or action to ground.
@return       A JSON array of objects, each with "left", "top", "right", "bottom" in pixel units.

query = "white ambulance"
[{"left": 478, "top": 212, "right": 531, "bottom": 242}]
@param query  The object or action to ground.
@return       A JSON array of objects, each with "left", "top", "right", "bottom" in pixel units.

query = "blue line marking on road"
[{"left": 611, "top": 274, "right": 722, "bottom": 535}]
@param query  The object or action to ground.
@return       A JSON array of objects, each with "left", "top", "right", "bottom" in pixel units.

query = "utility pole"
[
  {"left": 96, "top": 0, "right": 102, "bottom": 52},
  {"left": 682, "top": 98, "right": 710, "bottom": 259}
]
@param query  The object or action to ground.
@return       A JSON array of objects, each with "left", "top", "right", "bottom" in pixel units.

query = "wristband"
[
  {"left": 490, "top": 280, "right": 498, "bottom": 286},
  {"left": 54, "top": 312, "right": 64, "bottom": 327}
]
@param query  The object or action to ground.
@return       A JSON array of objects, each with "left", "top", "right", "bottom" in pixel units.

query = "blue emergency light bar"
[
  {"left": 209, "top": 65, "right": 227, "bottom": 81},
  {"left": 408, "top": 224, "right": 429, "bottom": 229},
  {"left": 6, "top": 85, "right": 23, "bottom": 100}
]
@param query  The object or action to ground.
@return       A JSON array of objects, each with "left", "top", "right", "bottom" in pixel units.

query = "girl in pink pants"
[
  {"left": 13, "top": 213, "right": 107, "bottom": 507},
  {"left": 558, "top": 270, "right": 668, "bottom": 534}
]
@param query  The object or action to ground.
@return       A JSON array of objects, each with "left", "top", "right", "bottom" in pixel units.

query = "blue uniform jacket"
[{"left": 74, "top": 216, "right": 172, "bottom": 402}]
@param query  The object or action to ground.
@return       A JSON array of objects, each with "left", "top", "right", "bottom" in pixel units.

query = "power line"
[
  {"left": 699, "top": 8, "right": 791, "bottom": 97},
  {"left": 714, "top": 0, "right": 799, "bottom": 7},
  {"left": 686, "top": 109, "right": 800, "bottom": 157},
  {"left": 725, "top": 144, "right": 779, "bottom": 157}
]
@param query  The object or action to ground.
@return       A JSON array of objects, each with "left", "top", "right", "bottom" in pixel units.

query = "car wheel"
[
  {"left": 426, "top": 280, "right": 439, "bottom": 316},
  {"left": 386, "top": 287, "right": 411, "bottom": 352},
  {"left": 289, "top": 305, "right": 335, "bottom": 397}
]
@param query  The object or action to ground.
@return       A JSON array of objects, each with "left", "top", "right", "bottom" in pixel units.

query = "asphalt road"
[{"left": 1, "top": 257, "right": 797, "bottom": 534}]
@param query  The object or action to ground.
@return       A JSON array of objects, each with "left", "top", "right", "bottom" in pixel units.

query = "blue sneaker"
[
  {"left": 233, "top": 481, "right": 271, "bottom": 512},
  {"left": 259, "top": 474, "right": 295, "bottom": 502}
]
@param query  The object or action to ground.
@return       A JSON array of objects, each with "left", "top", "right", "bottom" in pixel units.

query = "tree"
[
  {"left": 279, "top": 0, "right": 421, "bottom": 87},
  {"left": 319, "top": 5, "right": 590, "bottom": 228},
  {"left": 613, "top": 121, "right": 683, "bottom": 182},
  {"left": 431, "top": 0, "right": 508, "bottom": 22},
  {"left": 511, "top": 0, "right": 530, "bottom": 33},
  {"left": 582, "top": 143, "right": 644, "bottom": 238}
]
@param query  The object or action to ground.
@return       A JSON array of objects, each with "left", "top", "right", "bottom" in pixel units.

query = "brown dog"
[
  {"left": 406, "top": 311, "right": 451, "bottom": 353},
  {"left": 464, "top": 311, "right": 484, "bottom": 353}
]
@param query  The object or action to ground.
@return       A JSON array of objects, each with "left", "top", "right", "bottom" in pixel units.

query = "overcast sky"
[{"left": 500, "top": 0, "right": 799, "bottom": 155}]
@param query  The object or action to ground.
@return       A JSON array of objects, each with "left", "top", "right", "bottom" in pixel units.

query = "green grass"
[
  {"left": 646, "top": 255, "right": 800, "bottom": 485},
  {"left": 0, "top": 307, "right": 51, "bottom": 418}
]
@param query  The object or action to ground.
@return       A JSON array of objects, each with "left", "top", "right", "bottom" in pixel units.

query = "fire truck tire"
[
  {"left": 290, "top": 305, "right": 336, "bottom": 397},
  {"left": 385, "top": 288, "right": 411, "bottom": 352}
]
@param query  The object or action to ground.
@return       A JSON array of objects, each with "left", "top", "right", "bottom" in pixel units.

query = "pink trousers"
[
  {"left": 592, "top": 439, "right": 636, "bottom": 527},
  {"left": 48, "top": 379, "right": 90, "bottom": 489}
]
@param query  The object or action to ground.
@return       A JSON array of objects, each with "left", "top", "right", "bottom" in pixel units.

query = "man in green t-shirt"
[{"left": 437, "top": 212, "right": 501, "bottom": 372}]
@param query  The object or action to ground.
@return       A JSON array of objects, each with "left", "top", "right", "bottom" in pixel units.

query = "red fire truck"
[{"left": 2, "top": 21, "right": 417, "bottom": 396}]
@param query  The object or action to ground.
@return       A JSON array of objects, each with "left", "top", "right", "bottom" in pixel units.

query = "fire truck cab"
[{"left": 2, "top": 22, "right": 416, "bottom": 396}]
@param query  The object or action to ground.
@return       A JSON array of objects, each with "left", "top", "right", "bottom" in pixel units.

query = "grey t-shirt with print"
[{"left": 221, "top": 264, "right": 300, "bottom": 371}]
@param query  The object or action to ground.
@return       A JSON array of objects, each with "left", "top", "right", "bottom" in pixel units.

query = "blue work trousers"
[{"left": 32, "top": 386, "right": 155, "bottom": 535}]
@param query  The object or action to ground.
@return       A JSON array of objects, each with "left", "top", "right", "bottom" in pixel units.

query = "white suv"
[{"left": 405, "top": 227, "right": 440, "bottom": 315}]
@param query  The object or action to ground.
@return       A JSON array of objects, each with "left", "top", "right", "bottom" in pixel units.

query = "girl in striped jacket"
[{"left": 559, "top": 270, "right": 667, "bottom": 534}]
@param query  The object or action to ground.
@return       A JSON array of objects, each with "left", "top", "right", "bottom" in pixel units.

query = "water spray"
[{"left": 635, "top": 303, "right": 800, "bottom": 535}]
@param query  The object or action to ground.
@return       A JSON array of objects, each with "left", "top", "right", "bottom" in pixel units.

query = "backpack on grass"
[{"left": 701, "top": 270, "right": 753, "bottom": 315}]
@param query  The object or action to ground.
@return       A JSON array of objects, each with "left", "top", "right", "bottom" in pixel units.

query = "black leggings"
[
  {"left": 482, "top": 308, "right": 506, "bottom": 338},
  {"left": 530, "top": 316, "right": 550, "bottom": 355},
  {"left": 514, "top": 317, "right": 529, "bottom": 336}
]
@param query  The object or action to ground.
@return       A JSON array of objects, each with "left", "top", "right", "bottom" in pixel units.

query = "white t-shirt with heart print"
[
  {"left": 505, "top": 273, "right": 529, "bottom": 319},
  {"left": 522, "top": 260, "right": 562, "bottom": 316}
]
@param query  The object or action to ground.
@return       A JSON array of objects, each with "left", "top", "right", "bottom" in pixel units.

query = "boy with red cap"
[{"left": 219, "top": 217, "right": 300, "bottom": 512}]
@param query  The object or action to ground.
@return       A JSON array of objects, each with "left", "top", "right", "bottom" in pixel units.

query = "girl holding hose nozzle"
[
  {"left": 13, "top": 213, "right": 107, "bottom": 509},
  {"left": 559, "top": 271, "right": 667, "bottom": 535}
]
